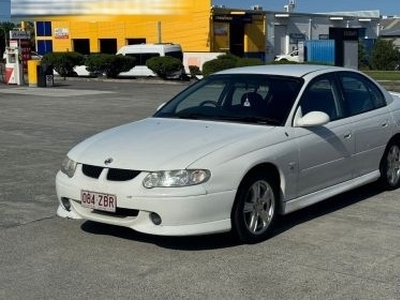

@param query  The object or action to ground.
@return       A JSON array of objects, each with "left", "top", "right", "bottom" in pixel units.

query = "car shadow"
[
  {"left": 272, "top": 181, "right": 384, "bottom": 237},
  {"left": 81, "top": 221, "right": 238, "bottom": 250},
  {"left": 81, "top": 182, "right": 384, "bottom": 250}
]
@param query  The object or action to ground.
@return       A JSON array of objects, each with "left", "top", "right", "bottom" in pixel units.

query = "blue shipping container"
[{"left": 304, "top": 40, "right": 335, "bottom": 65}]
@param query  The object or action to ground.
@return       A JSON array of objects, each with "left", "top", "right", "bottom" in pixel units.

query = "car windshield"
[{"left": 154, "top": 74, "right": 303, "bottom": 126}]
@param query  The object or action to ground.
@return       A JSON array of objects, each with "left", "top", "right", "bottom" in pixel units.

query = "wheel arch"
[
  {"left": 230, "top": 162, "right": 282, "bottom": 243},
  {"left": 380, "top": 134, "right": 400, "bottom": 168},
  {"left": 388, "top": 134, "right": 400, "bottom": 146},
  {"left": 233, "top": 163, "right": 282, "bottom": 212},
  {"left": 379, "top": 133, "right": 400, "bottom": 190}
]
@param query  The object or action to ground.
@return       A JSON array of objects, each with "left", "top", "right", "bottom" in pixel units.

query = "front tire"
[
  {"left": 232, "top": 173, "right": 278, "bottom": 243},
  {"left": 380, "top": 140, "right": 400, "bottom": 190}
]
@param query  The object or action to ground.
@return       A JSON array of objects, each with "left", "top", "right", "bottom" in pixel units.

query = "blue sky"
[{"left": 215, "top": 0, "right": 400, "bottom": 16}]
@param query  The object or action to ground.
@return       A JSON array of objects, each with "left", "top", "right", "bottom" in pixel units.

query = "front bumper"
[{"left": 55, "top": 170, "right": 235, "bottom": 236}]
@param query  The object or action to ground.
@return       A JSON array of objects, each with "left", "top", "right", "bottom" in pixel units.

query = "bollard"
[{"left": 27, "top": 60, "right": 41, "bottom": 87}]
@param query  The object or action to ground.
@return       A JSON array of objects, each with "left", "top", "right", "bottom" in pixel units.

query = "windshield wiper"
[
  {"left": 221, "top": 115, "right": 281, "bottom": 125},
  {"left": 177, "top": 112, "right": 215, "bottom": 120},
  {"left": 176, "top": 110, "right": 281, "bottom": 125}
]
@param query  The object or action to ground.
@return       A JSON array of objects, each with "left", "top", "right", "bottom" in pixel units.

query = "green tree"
[
  {"left": 358, "top": 38, "right": 370, "bottom": 70},
  {"left": 370, "top": 38, "right": 400, "bottom": 70},
  {"left": 24, "top": 22, "right": 36, "bottom": 51},
  {"left": 0, "top": 22, "right": 16, "bottom": 55}
]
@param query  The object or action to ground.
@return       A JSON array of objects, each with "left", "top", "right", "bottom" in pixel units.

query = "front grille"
[
  {"left": 93, "top": 208, "right": 139, "bottom": 217},
  {"left": 82, "top": 164, "right": 103, "bottom": 178},
  {"left": 107, "top": 168, "right": 141, "bottom": 181},
  {"left": 81, "top": 164, "right": 141, "bottom": 181}
]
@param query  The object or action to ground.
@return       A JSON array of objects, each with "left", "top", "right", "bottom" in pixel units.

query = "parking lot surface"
[{"left": 1, "top": 78, "right": 400, "bottom": 299}]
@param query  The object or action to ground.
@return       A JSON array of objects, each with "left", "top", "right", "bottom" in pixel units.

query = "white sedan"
[
  {"left": 274, "top": 49, "right": 299, "bottom": 62},
  {"left": 56, "top": 64, "right": 400, "bottom": 243}
]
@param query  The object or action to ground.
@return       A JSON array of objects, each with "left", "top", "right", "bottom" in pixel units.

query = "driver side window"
[
  {"left": 299, "top": 75, "right": 342, "bottom": 121},
  {"left": 175, "top": 81, "right": 225, "bottom": 112}
]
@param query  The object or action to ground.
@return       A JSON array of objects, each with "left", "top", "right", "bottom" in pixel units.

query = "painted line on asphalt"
[{"left": 0, "top": 87, "right": 114, "bottom": 97}]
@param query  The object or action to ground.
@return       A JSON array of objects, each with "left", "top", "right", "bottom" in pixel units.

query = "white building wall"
[{"left": 264, "top": 11, "right": 380, "bottom": 62}]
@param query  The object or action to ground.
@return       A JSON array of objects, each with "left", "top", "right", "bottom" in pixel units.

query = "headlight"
[
  {"left": 61, "top": 156, "right": 77, "bottom": 178},
  {"left": 143, "top": 169, "right": 210, "bottom": 189}
]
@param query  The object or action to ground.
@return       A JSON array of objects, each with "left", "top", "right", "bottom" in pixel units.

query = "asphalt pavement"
[{"left": 0, "top": 77, "right": 400, "bottom": 299}]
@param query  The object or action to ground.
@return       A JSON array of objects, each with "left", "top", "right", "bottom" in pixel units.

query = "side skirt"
[{"left": 281, "top": 171, "right": 380, "bottom": 215}]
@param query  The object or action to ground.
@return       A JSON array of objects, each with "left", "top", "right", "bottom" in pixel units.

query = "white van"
[{"left": 117, "top": 43, "right": 183, "bottom": 77}]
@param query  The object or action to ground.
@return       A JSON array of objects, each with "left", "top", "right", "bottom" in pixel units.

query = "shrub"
[
  {"left": 216, "top": 53, "right": 240, "bottom": 61},
  {"left": 202, "top": 54, "right": 237, "bottom": 76},
  {"left": 370, "top": 38, "right": 400, "bottom": 70},
  {"left": 189, "top": 65, "right": 202, "bottom": 78},
  {"left": 202, "top": 53, "right": 265, "bottom": 76},
  {"left": 85, "top": 54, "right": 135, "bottom": 78},
  {"left": 41, "top": 52, "right": 85, "bottom": 77},
  {"left": 146, "top": 56, "right": 184, "bottom": 79},
  {"left": 269, "top": 60, "right": 299, "bottom": 65},
  {"left": 235, "top": 57, "right": 264, "bottom": 67}
]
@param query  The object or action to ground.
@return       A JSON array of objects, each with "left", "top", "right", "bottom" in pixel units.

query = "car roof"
[{"left": 215, "top": 64, "right": 351, "bottom": 78}]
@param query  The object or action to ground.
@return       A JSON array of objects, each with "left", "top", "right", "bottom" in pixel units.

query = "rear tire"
[
  {"left": 232, "top": 173, "right": 278, "bottom": 244},
  {"left": 380, "top": 140, "right": 400, "bottom": 190}
]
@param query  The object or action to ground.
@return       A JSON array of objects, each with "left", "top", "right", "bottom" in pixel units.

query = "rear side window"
[
  {"left": 339, "top": 72, "right": 386, "bottom": 116},
  {"left": 125, "top": 53, "right": 160, "bottom": 65},
  {"left": 165, "top": 50, "right": 183, "bottom": 61}
]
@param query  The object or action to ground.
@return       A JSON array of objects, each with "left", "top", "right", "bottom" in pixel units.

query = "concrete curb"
[{"left": 53, "top": 75, "right": 195, "bottom": 85}]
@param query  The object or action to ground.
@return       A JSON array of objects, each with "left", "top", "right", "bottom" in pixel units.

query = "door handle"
[{"left": 344, "top": 132, "right": 352, "bottom": 139}]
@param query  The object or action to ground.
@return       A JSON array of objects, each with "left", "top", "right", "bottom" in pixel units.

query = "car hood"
[{"left": 68, "top": 117, "right": 276, "bottom": 170}]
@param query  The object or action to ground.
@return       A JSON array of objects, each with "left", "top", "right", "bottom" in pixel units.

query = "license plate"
[{"left": 81, "top": 190, "right": 117, "bottom": 212}]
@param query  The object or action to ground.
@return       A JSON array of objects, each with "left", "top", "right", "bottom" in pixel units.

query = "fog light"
[
  {"left": 61, "top": 197, "right": 71, "bottom": 211},
  {"left": 150, "top": 212, "right": 162, "bottom": 225}
]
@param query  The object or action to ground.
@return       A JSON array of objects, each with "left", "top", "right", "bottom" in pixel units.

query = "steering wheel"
[{"left": 199, "top": 100, "right": 218, "bottom": 107}]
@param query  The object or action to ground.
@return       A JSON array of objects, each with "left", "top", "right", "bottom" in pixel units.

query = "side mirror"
[
  {"left": 156, "top": 102, "right": 166, "bottom": 111},
  {"left": 295, "top": 111, "right": 330, "bottom": 127}
]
